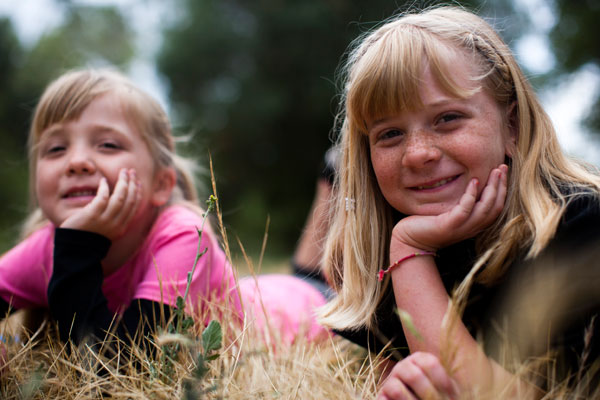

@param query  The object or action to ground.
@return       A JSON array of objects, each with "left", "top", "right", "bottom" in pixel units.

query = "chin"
[
  {"left": 405, "top": 203, "right": 456, "bottom": 217},
  {"left": 44, "top": 211, "right": 75, "bottom": 228}
]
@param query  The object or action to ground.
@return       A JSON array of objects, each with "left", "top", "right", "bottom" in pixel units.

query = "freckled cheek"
[
  {"left": 454, "top": 140, "right": 504, "bottom": 186},
  {"left": 371, "top": 160, "right": 391, "bottom": 188},
  {"left": 371, "top": 148, "right": 401, "bottom": 174},
  {"left": 371, "top": 159, "right": 403, "bottom": 200}
]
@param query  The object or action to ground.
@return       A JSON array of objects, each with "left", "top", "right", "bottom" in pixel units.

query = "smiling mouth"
[
  {"left": 413, "top": 175, "right": 460, "bottom": 190},
  {"left": 63, "top": 189, "right": 97, "bottom": 198}
]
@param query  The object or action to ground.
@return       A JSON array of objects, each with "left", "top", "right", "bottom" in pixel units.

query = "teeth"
[
  {"left": 66, "top": 190, "right": 96, "bottom": 198},
  {"left": 417, "top": 177, "right": 453, "bottom": 190}
]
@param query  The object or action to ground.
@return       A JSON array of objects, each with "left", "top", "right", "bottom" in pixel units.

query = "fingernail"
[{"left": 472, "top": 178, "right": 479, "bottom": 186}]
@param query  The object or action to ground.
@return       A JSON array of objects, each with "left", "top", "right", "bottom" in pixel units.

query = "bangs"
[
  {"left": 33, "top": 77, "right": 98, "bottom": 143},
  {"left": 31, "top": 70, "right": 133, "bottom": 144},
  {"left": 345, "top": 25, "right": 480, "bottom": 134}
]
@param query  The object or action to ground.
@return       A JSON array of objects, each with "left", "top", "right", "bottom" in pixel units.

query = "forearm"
[
  {"left": 49, "top": 228, "right": 171, "bottom": 347},
  {"left": 390, "top": 247, "right": 529, "bottom": 396},
  {"left": 390, "top": 253, "right": 484, "bottom": 362},
  {"left": 0, "top": 297, "right": 13, "bottom": 318},
  {"left": 392, "top": 250, "right": 535, "bottom": 398},
  {"left": 48, "top": 228, "right": 110, "bottom": 343}
]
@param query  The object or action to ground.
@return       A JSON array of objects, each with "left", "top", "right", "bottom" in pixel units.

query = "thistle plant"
[{"left": 159, "top": 195, "right": 224, "bottom": 392}]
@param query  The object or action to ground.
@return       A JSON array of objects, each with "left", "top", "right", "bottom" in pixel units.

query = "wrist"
[
  {"left": 378, "top": 250, "right": 436, "bottom": 281},
  {"left": 389, "top": 241, "right": 436, "bottom": 263}
]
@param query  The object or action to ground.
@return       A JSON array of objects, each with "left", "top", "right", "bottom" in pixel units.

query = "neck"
[{"left": 101, "top": 207, "right": 159, "bottom": 276}]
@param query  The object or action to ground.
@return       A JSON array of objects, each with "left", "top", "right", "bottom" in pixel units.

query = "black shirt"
[{"left": 336, "top": 194, "right": 600, "bottom": 378}]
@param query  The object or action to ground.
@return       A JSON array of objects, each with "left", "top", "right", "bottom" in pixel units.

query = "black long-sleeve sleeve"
[
  {"left": 0, "top": 297, "right": 12, "bottom": 318},
  {"left": 48, "top": 228, "right": 173, "bottom": 346}
]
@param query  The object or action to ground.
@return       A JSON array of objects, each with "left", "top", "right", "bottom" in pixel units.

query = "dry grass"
[
  {"left": 1, "top": 257, "right": 600, "bottom": 399},
  {"left": 2, "top": 290, "right": 598, "bottom": 399},
  {"left": 0, "top": 306, "right": 385, "bottom": 399}
]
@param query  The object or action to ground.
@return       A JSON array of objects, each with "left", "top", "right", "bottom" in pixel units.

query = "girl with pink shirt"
[{"left": 0, "top": 69, "right": 327, "bottom": 349}]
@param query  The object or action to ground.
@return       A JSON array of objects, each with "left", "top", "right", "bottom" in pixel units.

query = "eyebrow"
[
  {"left": 367, "top": 97, "right": 470, "bottom": 132},
  {"left": 420, "top": 96, "right": 466, "bottom": 109},
  {"left": 368, "top": 118, "right": 391, "bottom": 132},
  {"left": 91, "top": 125, "right": 127, "bottom": 136},
  {"left": 42, "top": 123, "right": 126, "bottom": 137},
  {"left": 39, "top": 125, "right": 66, "bottom": 138}
]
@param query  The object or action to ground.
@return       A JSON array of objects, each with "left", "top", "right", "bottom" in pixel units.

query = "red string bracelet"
[{"left": 377, "top": 251, "right": 436, "bottom": 281}]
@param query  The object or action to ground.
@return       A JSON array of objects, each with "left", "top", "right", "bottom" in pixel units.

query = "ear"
[
  {"left": 151, "top": 167, "right": 176, "bottom": 207},
  {"left": 504, "top": 101, "right": 518, "bottom": 158}
]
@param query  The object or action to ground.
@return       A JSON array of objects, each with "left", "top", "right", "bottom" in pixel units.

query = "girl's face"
[
  {"left": 367, "top": 54, "right": 516, "bottom": 217},
  {"left": 35, "top": 93, "right": 170, "bottom": 227}
]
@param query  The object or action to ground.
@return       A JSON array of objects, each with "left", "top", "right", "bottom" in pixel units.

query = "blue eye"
[
  {"left": 380, "top": 129, "right": 404, "bottom": 140},
  {"left": 438, "top": 113, "right": 461, "bottom": 124}
]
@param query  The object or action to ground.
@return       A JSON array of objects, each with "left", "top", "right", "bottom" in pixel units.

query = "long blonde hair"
[
  {"left": 320, "top": 6, "right": 600, "bottom": 330},
  {"left": 23, "top": 68, "right": 202, "bottom": 238}
]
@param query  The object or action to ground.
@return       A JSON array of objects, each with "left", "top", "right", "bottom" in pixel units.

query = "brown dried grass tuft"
[{"left": 0, "top": 305, "right": 385, "bottom": 399}]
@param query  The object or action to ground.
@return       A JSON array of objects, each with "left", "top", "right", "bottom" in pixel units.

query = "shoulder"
[
  {"left": 143, "top": 205, "right": 219, "bottom": 255},
  {"left": 515, "top": 189, "right": 600, "bottom": 269},
  {"left": 127, "top": 205, "right": 232, "bottom": 308},
  {"left": 150, "top": 205, "right": 208, "bottom": 240},
  {"left": 0, "top": 224, "right": 55, "bottom": 308},
  {"left": 153, "top": 204, "right": 206, "bottom": 229},
  {"left": 562, "top": 190, "right": 600, "bottom": 223},
  {"left": 554, "top": 190, "right": 600, "bottom": 247},
  {"left": 1, "top": 224, "right": 54, "bottom": 261},
  {"left": 22, "top": 223, "right": 55, "bottom": 244}
]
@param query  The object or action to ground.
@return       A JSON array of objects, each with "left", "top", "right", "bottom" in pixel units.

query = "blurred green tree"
[
  {"left": 549, "top": 0, "right": 600, "bottom": 131},
  {"left": 0, "top": 18, "right": 29, "bottom": 251},
  {"left": 157, "top": 0, "right": 483, "bottom": 257},
  {"left": 14, "top": 5, "right": 134, "bottom": 109},
  {"left": 0, "top": 4, "right": 134, "bottom": 252}
]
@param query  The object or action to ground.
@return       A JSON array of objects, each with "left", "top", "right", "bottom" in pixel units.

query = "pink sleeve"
[
  {"left": 0, "top": 225, "right": 54, "bottom": 309},
  {"left": 132, "top": 207, "right": 242, "bottom": 318}
]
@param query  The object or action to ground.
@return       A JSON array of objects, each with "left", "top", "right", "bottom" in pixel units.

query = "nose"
[
  {"left": 401, "top": 131, "right": 442, "bottom": 168},
  {"left": 66, "top": 149, "right": 96, "bottom": 176}
]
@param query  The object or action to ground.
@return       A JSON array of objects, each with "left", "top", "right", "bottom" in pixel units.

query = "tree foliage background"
[
  {"left": 0, "top": 0, "right": 598, "bottom": 258},
  {"left": 548, "top": 0, "right": 600, "bottom": 130},
  {"left": 156, "top": 0, "right": 482, "bottom": 256}
]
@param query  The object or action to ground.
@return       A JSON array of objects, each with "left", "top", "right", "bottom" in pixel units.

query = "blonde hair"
[
  {"left": 23, "top": 68, "right": 202, "bottom": 237},
  {"left": 320, "top": 6, "right": 600, "bottom": 330}
]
